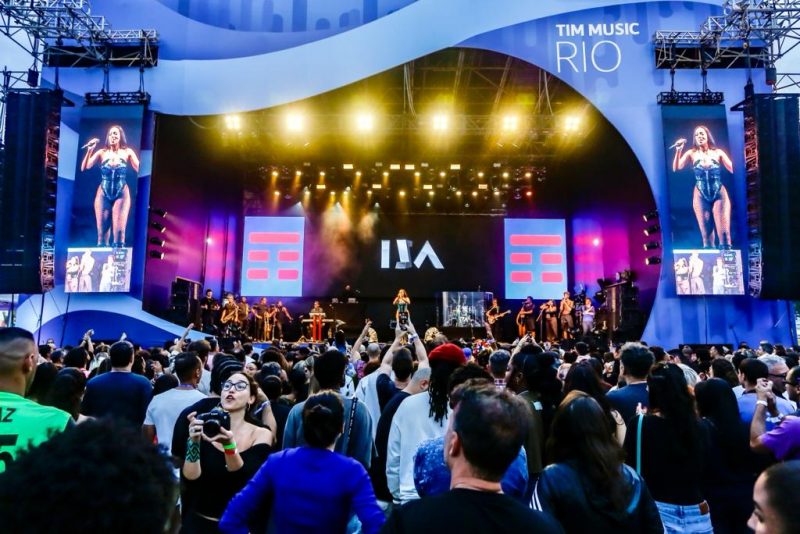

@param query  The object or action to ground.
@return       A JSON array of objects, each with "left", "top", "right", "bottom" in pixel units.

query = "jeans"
[{"left": 655, "top": 501, "right": 714, "bottom": 534}]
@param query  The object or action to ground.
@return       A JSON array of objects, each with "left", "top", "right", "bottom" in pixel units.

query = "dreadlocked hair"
[{"left": 428, "top": 360, "right": 463, "bottom": 425}]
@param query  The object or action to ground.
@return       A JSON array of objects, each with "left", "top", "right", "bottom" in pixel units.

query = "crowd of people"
[{"left": 1, "top": 322, "right": 800, "bottom": 533}]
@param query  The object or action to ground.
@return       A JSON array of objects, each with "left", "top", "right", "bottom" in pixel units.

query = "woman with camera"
[{"left": 183, "top": 372, "right": 272, "bottom": 533}]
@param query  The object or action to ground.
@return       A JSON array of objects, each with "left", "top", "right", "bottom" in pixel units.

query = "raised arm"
[
  {"left": 378, "top": 326, "right": 404, "bottom": 376},
  {"left": 80, "top": 141, "right": 104, "bottom": 172},
  {"left": 350, "top": 320, "right": 372, "bottom": 364},
  {"left": 672, "top": 140, "right": 694, "bottom": 172},
  {"left": 405, "top": 320, "right": 428, "bottom": 369}
]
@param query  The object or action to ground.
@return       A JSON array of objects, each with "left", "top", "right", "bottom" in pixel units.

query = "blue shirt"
[
  {"left": 81, "top": 371, "right": 152, "bottom": 426},
  {"left": 219, "top": 447, "right": 385, "bottom": 534},
  {"left": 413, "top": 436, "right": 529, "bottom": 503},
  {"left": 607, "top": 382, "right": 649, "bottom": 425},
  {"left": 738, "top": 391, "right": 795, "bottom": 430}
]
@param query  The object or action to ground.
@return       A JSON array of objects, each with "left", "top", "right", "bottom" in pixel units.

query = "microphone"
[
  {"left": 668, "top": 139, "right": 686, "bottom": 150},
  {"left": 81, "top": 140, "right": 96, "bottom": 149}
]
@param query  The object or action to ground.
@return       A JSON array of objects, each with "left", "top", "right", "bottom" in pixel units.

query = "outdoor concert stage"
[{"left": 2, "top": 0, "right": 795, "bottom": 347}]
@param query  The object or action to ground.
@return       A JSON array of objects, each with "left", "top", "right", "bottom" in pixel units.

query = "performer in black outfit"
[
  {"left": 542, "top": 300, "right": 558, "bottom": 342},
  {"left": 199, "top": 289, "right": 219, "bottom": 334},
  {"left": 274, "top": 300, "right": 292, "bottom": 340},
  {"left": 485, "top": 298, "right": 510, "bottom": 341}
]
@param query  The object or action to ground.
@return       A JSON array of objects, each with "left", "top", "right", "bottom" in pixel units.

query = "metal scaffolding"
[
  {"left": 654, "top": 0, "right": 800, "bottom": 88},
  {"left": 0, "top": 0, "right": 158, "bottom": 70}
]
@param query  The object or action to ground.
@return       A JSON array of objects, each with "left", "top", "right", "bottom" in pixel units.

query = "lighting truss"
[
  {"left": 0, "top": 1, "right": 158, "bottom": 68},
  {"left": 85, "top": 90, "right": 150, "bottom": 105},
  {"left": 654, "top": 0, "right": 800, "bottom": 87},
  {"left": 657, "top": 91, "right": 725, "bottom": 105}
]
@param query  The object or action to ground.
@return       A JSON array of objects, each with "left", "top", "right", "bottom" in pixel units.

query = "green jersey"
[{"left": 0, "top": 391, "right": 71, "bottom": 473}]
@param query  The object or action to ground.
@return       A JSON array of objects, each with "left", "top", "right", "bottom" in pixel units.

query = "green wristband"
[{"left": 223, "top": 441, "right": 237, "bottom": 450}]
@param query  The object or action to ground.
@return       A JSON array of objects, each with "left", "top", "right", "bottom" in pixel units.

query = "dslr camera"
[{"left": 196, "top": 407, "right": 230, "bottom": 437}]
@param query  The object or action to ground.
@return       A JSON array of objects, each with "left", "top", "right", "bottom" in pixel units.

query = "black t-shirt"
[
  {"left": 172, "top": 397, "right": 222, "bottom": 461},
  {"left": 376, "top": 373, "right": 401, "bottom": 413},
  {"left": 382, "top": 488, "right": 564, "bottom": 534},
  {"left": 372, "top": 391, "right": 411, "bottom": 501},
  {"left": 623, "top": 414, "right": 708, "bottom": 505}
]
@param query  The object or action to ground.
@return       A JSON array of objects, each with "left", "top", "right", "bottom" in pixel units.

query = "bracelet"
[
  {"left": 756, "top": 400, "right": 769, "bottom": 407},
  {"left": 186, "top": 439, "right": 200, "bottom": 463},
  {"left": 224, "top": 447, "right": 238, "bottom": 456},
  {"left": 223, "top": 441, "right": 237, "bottom": 450}
]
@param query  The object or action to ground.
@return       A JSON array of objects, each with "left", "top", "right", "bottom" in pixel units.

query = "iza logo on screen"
[{"left": 380, "top": 239, "right": 444, "bottom": 270}]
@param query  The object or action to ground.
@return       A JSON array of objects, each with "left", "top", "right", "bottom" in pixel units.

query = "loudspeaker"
[
  {"left": 0, "top": 89, "right": 61, "bottom": 293},
  {"left": 744, "top": 94, "right": 800, "bottom": 299}
]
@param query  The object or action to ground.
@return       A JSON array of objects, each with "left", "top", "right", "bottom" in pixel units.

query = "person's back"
[
  {"left": 534, "top": 462, "right": 659, "bottom": 533},
  {"left": 82, "top": 341, "right": 152, "bottom": 426},
  {"left": 607, "top": 382, "right": 649, "bottom": 424},
  {"left": 607, "top": 343, "right": 654, "bottom": 424},
  {"left": 83, "top": 369, "right": 152, "bottom": 425},
  {"left": 0, "top": 327, "right": 71, "bottom": 473},
  {"left": 384, "top": 487, "right": 562, "bottom": 534}
]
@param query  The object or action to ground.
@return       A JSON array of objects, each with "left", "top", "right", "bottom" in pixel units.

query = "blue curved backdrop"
[{"left": 5, "top": 0, "right": 792, "bottom": 346}]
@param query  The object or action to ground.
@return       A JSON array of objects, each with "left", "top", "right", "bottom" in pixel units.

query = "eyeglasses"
[
  {"left": 222, "top": 380, "right": 249, "bottom": 392},
  {"left": 769, "top": 373, "right": 787, "bottom": 380}
]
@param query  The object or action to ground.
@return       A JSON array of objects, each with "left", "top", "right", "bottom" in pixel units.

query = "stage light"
[
  {"left": 426, "top": 202, "right": 431, "bottom": 208},
  {"left": 501, "top": 115, "right": 519, "bottom": 132},
  {"left": 428, "top": 190, "right": 435, "bottom": 196},
  {"left": 149, "top": 237, "right": 165, "bottom": 247},
  {"left": 345, "top": 186, "right": 351, "bottom": 192},
  {"left": 450, "top": 164, "right": 461, "bottom": 170},
  {"left": 526, "top": 191, "right": 533, "bottom": 197},
  {"left": 644, "top": 241, "right": 661, "bottom": 251},
  {"left": 152, "top": 208, "right": 167, "bottom": 218},
  {"left": 271, "top": 170, "right": 279, "bottom": 177},
  {"left": 493, "top": 190, "right": 501, "bottom": 196},
  {"left": 390, "top": 164, "right": 401, "bottom": 170},
  {"left": 478, "top": 184, "right": 488, "bottom": 190},
  {"left": 478, "top": 172, "right": 484, "bottom": 178},
  {"left": 149, "top": 250, "right": 165, "bottom": 260},
  {"left": 563, "top": 115, "right": 581, "bottom": 132},
  {"left": 423, "top": 184, "right": 433, "bottom": 190},
  {"left": 642, "top": 210, "right": 659, "bottom": 222},
  {"left": 342, "top": 163, "right": 354, "bottom": 170},
  {"left": 224, "top": 114, "right": 241, "bottom": 131},
  {"left": 273, "top": 191, "right": 280, "bottom": 196},
  {"left": 316, "top": 184, "right": 326, "bottom": 190},
  {"left": 502, "top": 172, "right": 509, "bottom": 179},
  {"left": 456, "top": 191, "right": 462, "bottom": 196},
  {"left": 206, "top": 237, "right": 213, "bottom": 244},
  {"left": 646, "top": 256, "right": 662, "bottom": 265},
  {"left": 330, "top": 190, "right": 335, "bottom": 195},
  {"left": 414, "top": 172, "right": 421, "bottom": 177},
  {"left": 296, "top": 170, "right": 302, "bottom": 176},
  {"left": 471, "top": 191, "right": 478, "bottom": 197},
  {"left": 592, "top": 238, "right": 601, "bottom": 247},
  {"left": 372, "top": 184, "right": 382, "bottom": 189},
  {"left": 399, "top": 190, "right": 406, "bottom": 197},
  {"left": 319, "top": 171, "right": 326, "bottom": 177},
  {"left": 405, "top": 164, "right": 415, "bottom": 170},
  {"left": 383, "top": 171, "right": 389, "bottom": 177},
  {"left": 355, "top": 113, "right": 374, "bottom": 132},
  {"left": 439, "top": 171, "right": 446, "bottom": 178},
  {"left": 151, "top": 222, "right": 166, "bottom": 233},
  {"left": 286, "top": 113, "right": 304, "bottom": 132},
  {"left": 644, "top": 224, "right": 661, "bottom": 236},
  {"left": 432, "top": 114, "right": 449, "bottom": 131},
  {"left": 525, "top": 172, "right": 532, "bottom": 179},
  {"left": 355, "top": 171, "right": 362, "bottom": 177}
]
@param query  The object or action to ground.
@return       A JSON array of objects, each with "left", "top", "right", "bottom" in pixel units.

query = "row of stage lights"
[
  {"left": 642, "top": 210, "right": 662, "bottom": 266},
  {"left": 148, "top": 208, "right": 168, "bottom": 260},
  {"left": 222, "top": 110, "right": 583, "bottom": 134}
]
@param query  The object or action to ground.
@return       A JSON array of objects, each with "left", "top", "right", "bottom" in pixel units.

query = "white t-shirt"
[
  {"left": 144, "top": 387, "right": 206, "bottom": 454},
  {"left": 198, "top": 369, "right": 212, "bottom": 395}
]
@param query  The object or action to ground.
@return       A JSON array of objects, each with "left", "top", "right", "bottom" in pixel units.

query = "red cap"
[{"left": 428, "top": 343, "right": 467, "bottom": 366}]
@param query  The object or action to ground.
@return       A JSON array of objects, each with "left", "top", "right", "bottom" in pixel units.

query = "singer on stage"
[
  {"left": 80, "top": 125, "right": 140, "bottom": 247},
  {"left": 310, "top": 300, "right": 325, "bottom": 342},
  {"left": 393, "top": 289, "right": 411, "bottom": 326}
]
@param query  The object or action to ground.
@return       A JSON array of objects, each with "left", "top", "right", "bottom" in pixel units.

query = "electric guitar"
[
  {"left": 486, "top": 310, "right": 511, "bottom": 325},
  {"left": 220, "top": 305, "right": 239, "bottom": 325}
]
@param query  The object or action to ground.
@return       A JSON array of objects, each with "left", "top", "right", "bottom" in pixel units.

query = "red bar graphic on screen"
[
  {"left": 509, "top": 234, "right": 562, "bottom": 247},
  {"left": 540, "top": 253, "right": 563, "bottom": 265},
  {"left": 277, "top": 269, "right": 299, "bottom": 280},
  {"left": 249, "top": 232, "right": 301, "bottom": 244},
  {"left": 247, "top": 269, "right": 269, "bottom": 280},
  {"left": 509, "top": 252, "right": 533, "bottom": 265},
  {"left": 510, "top": 271, "right": 533, "bottom": 283},
  {"left": 248, "top": 250, "right": 269, "bottom": 262},
  {"left": 541, "top": 272, "right": 563, "bottom": 283},
  {"left": 278, "top": 250, "right": 300, "bottom": 262}
]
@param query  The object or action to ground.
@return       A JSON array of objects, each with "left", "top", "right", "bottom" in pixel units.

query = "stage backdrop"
[{"left": 240, "top": 215, "right": 567, "bottom": 300}]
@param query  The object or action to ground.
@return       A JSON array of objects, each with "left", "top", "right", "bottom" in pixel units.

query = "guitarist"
[
  {"left": 516, "top": 296, "right": 536, "bottom": 339},
  {"left": 485, "top": 298, "right": 510, "bottom": 341},
  {"left": 219, "top": 293, "right": 239, "bottom": 336}
]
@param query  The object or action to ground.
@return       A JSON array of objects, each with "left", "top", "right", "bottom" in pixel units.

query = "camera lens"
[{"left": 203, "top": 419, "right": 221, "bottom": 437}]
